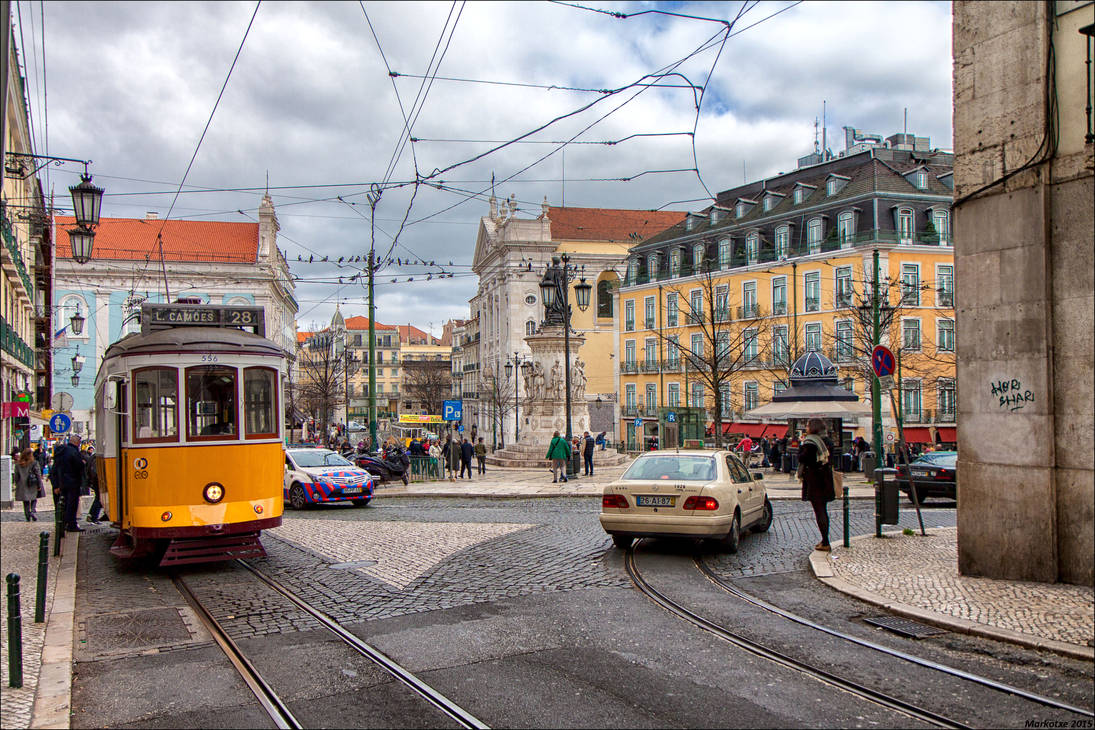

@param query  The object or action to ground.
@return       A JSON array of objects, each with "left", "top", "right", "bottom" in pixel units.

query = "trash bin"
[
  {"left": 841, "top": 452, "right": 853, "bottom": 472},
  {"left": 789, "top": 452, "right": 799, "bottom": 472},
  {"left": 875, "top": 468, "right": 899, "bottom": 524},
  {"left": 861, "top": 451, "right": 877, "bottom": 479},
  {"left": 781, "top": 453, "right": 792, "bottom": 473},
  {"left": 568, "top": 451, "right": 580, "bottom": 478}
]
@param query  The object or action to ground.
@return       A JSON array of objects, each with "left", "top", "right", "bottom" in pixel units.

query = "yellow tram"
[{"left": 93, "top": 303, "right": 287, "bottom": 566}]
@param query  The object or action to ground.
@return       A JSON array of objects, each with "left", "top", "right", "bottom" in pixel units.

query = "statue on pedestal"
[
  {"left": 549, "top": 359, "right": 563, "bottom": 400},
  {"left": 572, "top": 358, "right": 587, "bottom": 401}
]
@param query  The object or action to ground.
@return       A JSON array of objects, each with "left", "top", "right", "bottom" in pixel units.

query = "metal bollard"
[
  {"left": 54, "top": 494, "right": 64, "bottom": 557},
  {"left": 6, "top": 573, "right": 23, "bottom": 688},
  {"left": 843, "top": 485, "right": 851, "bottom": 548},
  {"left": 36, "top": 532, "right": 50, "bottom": 623}
]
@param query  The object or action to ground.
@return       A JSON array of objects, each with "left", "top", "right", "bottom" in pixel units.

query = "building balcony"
[
  {"left": 737, "top": 304, "right": 760, "bottom": 319},
  {"left": 938, "top": 292, "right": 954, "bottom": 307},
  {"left": 643, "top": 404, "right": 659, "bottom": 417},
  {"left": 622, "top": 404, "right": 640, "bottom": 418},
  {"left": 804, "top": 297, "right": 820, "bottom": 312},
  {"left": 1, "top": 317, "right": 35, "bottom": 368},
  {"left": 644, "top": 317, "right": 656, "bottom": 329},
  {"left": 772, "top": 302, "right": 787, "bottom": 316},
  {"left": 685, "top": 312, "right": 704, "bottom": 325},
  {"left": 935, "top": 409, "right": 956, "bottom": 423},
  {"left": 662, "top": 358, "right": 681, "bottom": 373},
  {"left": 713, "top": 308, "right": 730, "bottom": 323},
  {"left": 640, "top": 360, "right": 661, "bottom": 373},
  {"left": 624, "top": 320, "right": 635, "bottom": 332},
  {"left": 621, "top": 361, "right": 639, "bottom": 375},
  {"left": 901, "top": 410, "right": 923, "bottom": 424}
]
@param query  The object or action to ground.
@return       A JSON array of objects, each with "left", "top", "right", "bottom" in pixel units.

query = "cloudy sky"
[{"left": 23, "top": 0, "right": 952, "bottom": 335}]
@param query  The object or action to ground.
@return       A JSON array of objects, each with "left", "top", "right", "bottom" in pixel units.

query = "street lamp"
[
  {"left": 504, "top": 353, "right": 533, "bottom": 444},
  {"left": 539, "top": 254, "right": 592, "bottom": 445},
  {"left": 69, "top": 309, "right": 86, "bottom": 336},
  {"left": 71, "top": 348, "right": 85, "bottom": 374},
  {"left": 70, "top": 373, "right": 79, "bottom": 388},
  {"left": 6, "top": 155, "right": 104, "bottom": 263}
]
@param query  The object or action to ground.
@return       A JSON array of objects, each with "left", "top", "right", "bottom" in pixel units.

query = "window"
[
  {"left": 689, "top": 290, "right": 703, "bottom": 323},
  {"left": 742, "top": 328, "right": 758, "bottom": 361},
  {"left": 933, "top": 210, "right": 949, "bottom": 245},
  {"left": 774, "top": 225, "right": 789, "bottom": 259},
  {"left": 937, "top": 319, "right": 955, "bottom": 351},
  {"left": 902, "top": 380, "right": 922, "bottom": 418},
  {"left": 773, "top": 381, "right": 788, "bottom": 396},
  {"left": 526, "top": 320, "right": 536, "bottom": 336},
  {"left": 901, "top": 263, "right": 920, "bottom": 305},
  {"left": 835, "top": 320, "right": 854, "bottom": 361},
  {"left": 805, "top": 322, "right": 822, "bottom": 352},
  {"left": 772, "top": 276, "right": 787, "bottom": 315},
  {"left": 646, "top": 383, "right": 657, "bottom": 410},
  {"left": 794, "top": 187, "right": 808, "bottom": 204},
  {"left": 835, "top": 266, "right": 853, "bottom": 306},
  {"left": 690, "top": 382, "right": 704, "bottom": 408},
  {"left": 186, "top": 366, "right": 238, "bottom": 440},
  {"left": 807, "top": 218, "right": 823, "bottom": 253},
  {"left": 693, "top": 243, "right": 705, "bottom": 271},
  {"left": 690, "top": 333, "right": 704, "bottom": 360},
  {"left": 745, "top": 232, "right": 759, "bottom": 263},
  {"left": 744, "top": 382, "right": 758, "bottom": 411},
  {"left": 244, "top": 367, "right": 278, "bottom": 438},
  {"left": 916, "top": 171, "right": 928, "bottom": 189},
  {"left": 597, "top": 280, "right": 613, "bottom": 317},
  {"left": 736, "top": 203, "right": 747, "bottom": 218},
  {"left": 710, "top": 208, "right": 722, "bottom": 225},
  {"left": 627, "top": 258, "right": 639, "bottom": 282},
  {"left": 763, "top": 195, "right": 775, "bottom": 212},
  {"left": 937, "top": 379, "right": 956, "bottom": 420},
  {"left": 667, "top": 382, "right": 680, "bottom": 407},
  {"left": 826, "top": 177, "right": 847, "bottom": 196},
  {"left": 715, "top": 285, "right": 729, "bottom": 321},
  {"left": 624, "top": 340, "right": 636, "bottom": 366},
  {"left": 666, "top": 293, "right": 678, "bottom": 327},
  {"left": 647, "top": 253, "right": 659, "bottom": 280},
  {"left": 670, "top": 249, "right": 681, "bottom": 276},
  {"left": 718, "top": 238, "right": 731, "bottom": 268},
  {"left": 644, "top": 338, "right": 658, "bottom": 367},
  {"left": 742, "top": 281, "right": 757, "bottom": 317},
  {"left": 898, "top": 208, "right": 914, "bottom": 243},
  {"left": 719, "top": 384, "right": 731, "bottom": 417},
  {"left": 667, "top": 336, "right": 680, "bottom": 366},
  {"left": 903, "top": 319, "right": 922, "bottom": 350},
  {"left": 804, "top": 271, "right": 820, "bottom": 311},
  {"left": 133, "top": 368, "right": 178, "bottom": 442},
  {"left": 937, "top": 265, "right": 954, "bottom": 306},
  {"left": 625, "top": 383, "right": 636, "bottom": 409},
  {"left": 624, "top": 300, "right": 635, "bottom": 331},
  {"left": 717, "top": 331, "right": 730, "bottom": 360},
  {"left": 644, "top": 296, "right": 656, "bottom": 329},
  {"left": 837, "top": 211, "right": 854, "bottom": 245},
  {"left": 773, "top": 325, "right": 789, "bottom": 364}
]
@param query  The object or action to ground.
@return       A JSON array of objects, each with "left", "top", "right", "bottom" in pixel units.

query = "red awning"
[
  {"left": 722, "top": 423, "right": 787, "bottom": 438},
  {"left": 902, "top": 427, "right": 933, "bottom": 443},
  {"left": 936, "top": 427, "right": 956, "bottom": 442}
]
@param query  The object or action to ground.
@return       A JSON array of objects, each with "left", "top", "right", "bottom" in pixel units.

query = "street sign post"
[
  {"left": 50, "top": 392, "right": 74, "bottom": 412},
  {"left": 877, "top": 374, "right": 896, "bottom": 391},
  {"left": 633, "top": 417, "right": 642, "bottom": 428},
  {"left": 49, "top": 413, "right": 72, "bottom": 435},
  {"left": 666, "top": 412, "right": 677, "bottom": 423},
  {"left": 871, "top": 345, "right": 896, "bottom": 378},
  {"left": 442, "top": 400, "right": 463, "bottom": 422}
]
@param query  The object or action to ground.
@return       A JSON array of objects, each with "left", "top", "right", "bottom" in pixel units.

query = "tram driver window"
[
  {"left": 244, "top": 367, "right": 278, "bottom": 438},
  {"left": 134, "top": 368, "right": 178, "bottom": 442},
  {"left": 186, "top": 366, "right": 238, "bottom": 439}
]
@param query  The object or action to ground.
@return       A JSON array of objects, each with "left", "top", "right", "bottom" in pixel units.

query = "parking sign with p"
[{"left": 442, "top": 400, "right": 463, "bottom": 421}]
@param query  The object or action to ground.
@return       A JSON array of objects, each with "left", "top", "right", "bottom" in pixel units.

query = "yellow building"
[{"left": 618, "top": 133, "right": 956, "bottom": 450}]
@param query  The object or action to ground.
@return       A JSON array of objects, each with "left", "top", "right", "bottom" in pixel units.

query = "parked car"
[
  {"left": 600, "top": 450, "right": 772, "bottom": 553},
  {"left": 896, "top": 450, "right": 957, "bottom": 502},
  {"left": 284, "top": 448, "right": 374, "bottom": 509}
]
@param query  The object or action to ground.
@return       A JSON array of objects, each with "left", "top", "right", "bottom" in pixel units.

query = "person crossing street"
[{"left": 546, "top": 430, "right": 571, "bottom": 483}]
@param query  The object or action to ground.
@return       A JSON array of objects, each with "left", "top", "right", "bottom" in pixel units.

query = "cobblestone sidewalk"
[{"left": 820, "top": 527, "right": 1095, "bottom": 657}]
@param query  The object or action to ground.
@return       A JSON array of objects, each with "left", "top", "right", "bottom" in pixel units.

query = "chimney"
[{"left": 145, "top": 211, "right": 159, "bottom": 220}]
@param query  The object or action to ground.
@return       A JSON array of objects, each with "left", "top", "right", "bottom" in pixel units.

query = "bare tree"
[
  {"left": 478, "top": 364, "right": 516, "bottom": 450},
  {"left": 296, "top": 335, "right": 346, "bottom": 431},
  {"left": 401, "top": 358, "right": 452, "bottom": 415},
  {"left": 650, "top": 264, "right": 770, "bottom": 448}
]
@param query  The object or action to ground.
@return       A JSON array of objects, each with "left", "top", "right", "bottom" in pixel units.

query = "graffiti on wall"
[{"left": 990, "top": 378, "right": 1034, "bottom": 411}]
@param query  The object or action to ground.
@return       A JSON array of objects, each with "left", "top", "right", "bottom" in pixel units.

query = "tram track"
[
  {"left": 693, "top": 556, "right": 1095, "bottom": 719},
  {"left": 171, "top": 563, "right": 489, "bottom": 730},
  {"left": 625, "top": 544, "right": 972, "bottom": 729}
]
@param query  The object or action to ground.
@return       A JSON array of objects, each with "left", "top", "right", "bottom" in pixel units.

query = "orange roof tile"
[
  {"left": 547, "top": 206, "right": 686, "bottom": 242},
  {"left": 344, "top": 315, "right": 398, "bottom": 331},
  {"left": 397, "top": 324, "right": 435, "bottom": 344},
  {"left": 297, "top": 331, "right": 312, "bottom": 343},
  {"left": 55, "top": 216, "right": 258, "bottom": 263}
]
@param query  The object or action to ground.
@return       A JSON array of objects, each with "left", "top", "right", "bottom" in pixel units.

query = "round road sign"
[
  {"left": 49, "top": 413, "right": 72, "bottom": 434},
  {"left": 871, "top": 345, "right": 896, "bottom": 378}
]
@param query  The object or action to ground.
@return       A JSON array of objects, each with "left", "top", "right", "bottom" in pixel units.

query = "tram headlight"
[
  {"left": 161, "top": 511, "right": 172, "bottom": 522},
  {"left": 203, "top": 482, "right": 225, "bottom": 504}
]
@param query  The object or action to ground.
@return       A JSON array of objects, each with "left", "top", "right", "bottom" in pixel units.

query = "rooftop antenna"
[
  {"left": 813, "top": 117, "right": 820, "bottom": 155},
  {"left": 265, "top": 169, "right": 269, "bottom": 195},
  {"left": 822, "top": 100, "right": 828, "bottom": 161},
  {"left": 904, "top": 107, "right": 908, "bottom": 136}
]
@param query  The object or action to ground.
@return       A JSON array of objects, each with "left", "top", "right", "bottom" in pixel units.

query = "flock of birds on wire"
[{"left": 292, "top": 253, "right": 464, "bottom": 285}]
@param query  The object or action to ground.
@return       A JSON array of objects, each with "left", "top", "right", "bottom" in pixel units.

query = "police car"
[{"left": 284, "top": 448, "right": 375, "bottom": 509}]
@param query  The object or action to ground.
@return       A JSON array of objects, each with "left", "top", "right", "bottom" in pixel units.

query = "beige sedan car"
[{"left": 600, "top": 450, "right": 773, "bottom": 552}]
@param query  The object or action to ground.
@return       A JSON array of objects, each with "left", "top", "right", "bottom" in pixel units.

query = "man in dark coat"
[
  {"left": 52, "top": 434, "right": 86, "bottom": 531},
  {"left": 581, "top": 431, "right": 595, "bottom": 476},
  {"left": 798, "top": 419, "right": 836, "bottom": 551},
  {"left": 459, "top": 437, "right": 475, "bottom": 480}
]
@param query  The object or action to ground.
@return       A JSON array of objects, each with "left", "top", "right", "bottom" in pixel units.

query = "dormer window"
[
  {"left": 736, "top": 203, "right": 746, "bottom": 218},
  {"left": 793, "top": 184, "right": 814, "bottom": 204},
  {"left": 826, "top": 175, "right": 849, "bottom": 196},
  {"left": 763, "top": 192, "right": 784, "bottom": 212},
  {"left": 693, "top": 243, "right": 705, "bottom": 270},
  {"left": 916, "top": 171, "right": 927, "bottom": 189},
  {"left": 670, "top": 248, "right": 682, "bottom": 276},
  {"left": 710, "top": 208, "right": 721, "bottom": 225},
  {"left": 685, "top": 215, "right": 696, "bottom": 231},
  {"left": 937, "top": 172, "right": 953, "bottom": 190},
  {"left": 734, "top": 198, "right": 755, "bottom": 219},
  {"left": 647, "top": 253, "right": 659, "bottom": 278}
]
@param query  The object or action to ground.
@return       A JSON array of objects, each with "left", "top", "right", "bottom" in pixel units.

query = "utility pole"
[
  {"left": 870, "top": 248, "right": 884, "bottom": 460},
  {"left": 367, "top": 185, "right": 381, "bottom": 453}
]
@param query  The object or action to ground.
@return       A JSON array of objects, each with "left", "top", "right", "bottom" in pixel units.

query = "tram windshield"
[{"left": 187, "top": 366, "right": 238, "bottom": 439}]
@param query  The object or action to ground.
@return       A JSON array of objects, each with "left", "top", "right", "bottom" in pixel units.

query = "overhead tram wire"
[
  {"left": 389, "top": 71, "right": 698, "bottom": 94},
  {"left": 409, "top": 131, "right": 695, "bottom": 146},
  {"left": 129, "top": 1, "right": 261, "bottom": 299}
]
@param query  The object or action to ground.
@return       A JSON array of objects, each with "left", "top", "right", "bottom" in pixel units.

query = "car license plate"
[
  {"left": 911, "top": 469, "right": 930, "bottom": 476},
  {"left": 342, "top": 487, "right": 363, "bottom": 494},
  {"left": 636, "top": 495, "right": 676, "bottom": 507}
]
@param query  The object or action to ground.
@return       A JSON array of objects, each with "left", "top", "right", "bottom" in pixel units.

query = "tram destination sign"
[{"left": 142, "top": 303, "right": 265, "bottom": 336}]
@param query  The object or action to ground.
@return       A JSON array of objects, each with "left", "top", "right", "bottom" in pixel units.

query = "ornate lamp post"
[
  {"left": 539, "top": 254, "right": 592, "bottom": 444},
  {"left": 504, "top": 353, "right": 533, "bottom": 444}
]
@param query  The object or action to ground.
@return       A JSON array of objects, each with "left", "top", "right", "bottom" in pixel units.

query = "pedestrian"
[
  {"left": 459, "top": 437, "right": 475, "bottom": 479},
  {"left": 442, "top": 435, "right": 460, "bottom": 482},
  {"left": 14, "top": 448, "right": 45, "bottom": 521},
  {"left": 546, "top": 430, "right": 570, "bottom": 483},
  {"left": 738, "top": 435, "right": 754, "bottom": 467},
  {"left": 474, "top": 437, "right": 487, "bottom": 474},
  {"left": 798, "top": 418, "right": 836, "bottom": 552},
  {"left": 769, "top": 436, "right": 782, "bottom": 472},
  {"left": 52, "top": 433, "right": 87, "bottom": 532},
  {"left": 428, "top": 439, "right": 442, "bottom": 479},
  {"left": 595, "top": 431, "right": 606, "bottom": 451},
  {"left": 582, "top": 431, "right": 595, "bottom": 476},
  {"left": 83, "top": 445, "right": 105, "bottom": 523}
]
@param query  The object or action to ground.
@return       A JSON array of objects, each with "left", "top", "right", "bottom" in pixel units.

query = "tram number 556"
[{"left": 201, "top": 353, "right": 218, "bottom": 362}]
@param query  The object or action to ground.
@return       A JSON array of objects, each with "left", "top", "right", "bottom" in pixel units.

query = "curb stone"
[{"left": 30, "top": 532, "right": 78, "bottom": 730}]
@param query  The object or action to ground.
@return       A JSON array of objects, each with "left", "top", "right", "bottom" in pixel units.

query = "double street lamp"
[
  {"left": 5, "top": 154, "right": 104, "bottom": 262},
  {"left": 503, "top": 352, "right": 533, "bottom": 445},
  {"left": 539, "top": 254, "right": 592, "bottom": 443}
]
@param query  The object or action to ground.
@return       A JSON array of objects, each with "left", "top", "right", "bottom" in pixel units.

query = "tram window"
[
  {"left": 186, "top": 366, "right": 238, "bottom": 440},
  {"left": 133, "top": 368, "right": 179, "bottom": 443},
  {"left": 244, "top": 367, "right": 278, "bottom": 438}
]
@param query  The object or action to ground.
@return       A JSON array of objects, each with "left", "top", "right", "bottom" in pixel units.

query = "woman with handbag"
[
  {"left": 798, "top": 419, "right": 836, "bottom": 552},
  {"left": 14, "top": 447, "right": 45, "bottom": 521}
]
